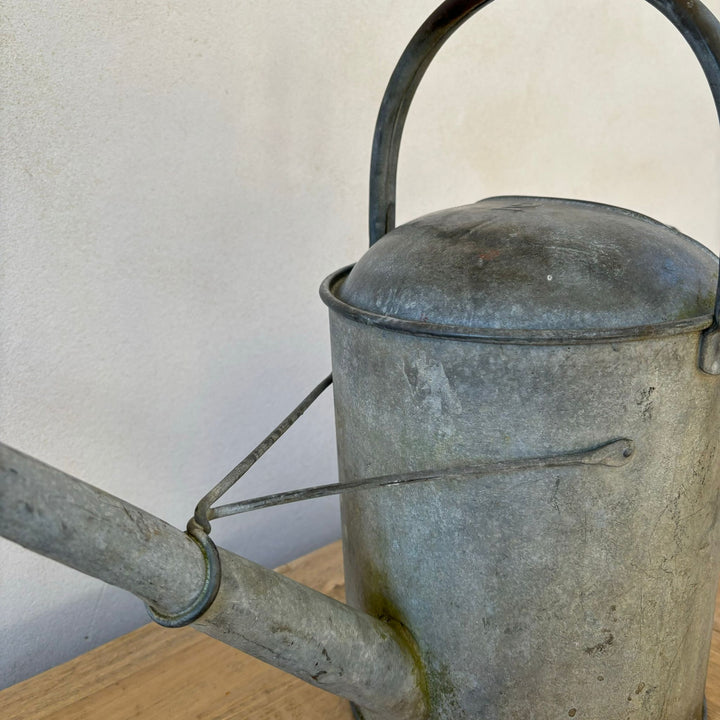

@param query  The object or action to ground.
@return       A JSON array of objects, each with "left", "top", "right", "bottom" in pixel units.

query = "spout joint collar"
[{"left": 146, "top": 522, "right": 221, "bottom": 628}]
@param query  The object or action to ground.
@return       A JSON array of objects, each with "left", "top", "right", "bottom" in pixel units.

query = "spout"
[{"left": 0, "top": 443, "right": 426, "bottom": 720}]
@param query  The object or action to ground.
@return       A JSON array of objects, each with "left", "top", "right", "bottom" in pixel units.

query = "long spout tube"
[{"left": 0, "top": 443, "right": 427, "bottom": 720}]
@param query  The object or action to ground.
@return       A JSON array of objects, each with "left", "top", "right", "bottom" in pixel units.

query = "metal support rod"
[
  {"left": 0, "top": 442, "right": 427, "bottom": 720},
  {"left": 192, "top": 373, "right": 333, "bottom": 534},
  {"left": 208, "top": 437, "right": 634, "bottom": 519}
]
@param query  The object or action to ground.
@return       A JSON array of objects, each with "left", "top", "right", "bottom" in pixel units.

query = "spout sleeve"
[
  {"left": 0, "top": 443, "right": 426, "bottom": 720},
  {"left": 0, "top": 443, "right": 205, "bottom": 615}
]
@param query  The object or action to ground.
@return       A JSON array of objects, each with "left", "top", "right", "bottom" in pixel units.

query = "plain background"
[{"left": 2, "top": 0, "right": 720, "bottom": 689}]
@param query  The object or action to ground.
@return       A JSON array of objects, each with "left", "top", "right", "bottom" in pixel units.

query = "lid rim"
[{"left": 320, "top": 266, "right": 714, "bottom": 346}]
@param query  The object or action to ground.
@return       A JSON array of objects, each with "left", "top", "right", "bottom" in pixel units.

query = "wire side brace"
[
  {"left": 145, "top": 374, "right": 334, "bottom": 629},
  {"left": 193, "top": 374, "right": 334, "bottom": 533}
]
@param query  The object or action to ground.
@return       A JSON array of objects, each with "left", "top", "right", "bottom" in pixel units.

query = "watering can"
[{"left": 3, "top": 0, "right": 720, "bottom": 718}]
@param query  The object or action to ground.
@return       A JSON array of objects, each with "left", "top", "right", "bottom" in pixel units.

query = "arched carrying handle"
[{"left": 368, "top": 0, "right": 720, "bottom": 373}]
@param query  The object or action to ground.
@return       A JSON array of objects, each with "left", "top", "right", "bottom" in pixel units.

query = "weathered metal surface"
[
  {"left": 702, "top": 327, "right": 720, "bottom": 375},
  {"left": 0, "top": 443, "right": 427, "bottom": 720},
  {"left": 326, "top": 197, "right": 718, "bottom": 343},
  {"left": 0, "top": 443, "right": 206, "bottom": 616},
  {"left": 328, "top": 318, "right": 720, "bottom": 719}
]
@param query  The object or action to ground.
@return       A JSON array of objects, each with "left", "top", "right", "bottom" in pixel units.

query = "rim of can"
[{"left": 320, "top": 265, "right": 714, "bottom": 346}]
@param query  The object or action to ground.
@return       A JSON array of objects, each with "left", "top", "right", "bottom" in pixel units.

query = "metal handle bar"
[{"left": 368, "top": 0, "right": 720, "bottom": 372}]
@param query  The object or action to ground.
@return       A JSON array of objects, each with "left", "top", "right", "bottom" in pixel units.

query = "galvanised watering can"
[{"left": 2, "top": 1, "right": 720, "bottom": 719}]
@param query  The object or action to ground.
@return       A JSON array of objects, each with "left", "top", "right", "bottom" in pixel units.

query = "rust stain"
[{"left": 478, "top": 249, "right": 501, "bottom": 262}]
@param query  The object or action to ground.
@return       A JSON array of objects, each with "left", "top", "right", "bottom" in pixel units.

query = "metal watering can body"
[
  {"left": 324, "top": 201, "right": 720, "bottom": 720},
  {"left": 321, "top": 1, "right": 720, "bottom": 717},
  {"left": 1, "top": 1, "right": 720, "bottom": 720}
]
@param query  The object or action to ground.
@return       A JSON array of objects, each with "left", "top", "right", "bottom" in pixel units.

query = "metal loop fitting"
[{"left": 145, "top": 520, "right": 221, "bottom": 628}]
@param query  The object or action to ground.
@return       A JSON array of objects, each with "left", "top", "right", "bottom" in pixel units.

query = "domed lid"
[{"left": 321, "top": 196, "right": 718, "bottom": 344}]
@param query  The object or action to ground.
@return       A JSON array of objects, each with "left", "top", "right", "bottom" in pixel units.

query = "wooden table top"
[{"left": 3, "top": 539, "right": 720, "bottom": 719}]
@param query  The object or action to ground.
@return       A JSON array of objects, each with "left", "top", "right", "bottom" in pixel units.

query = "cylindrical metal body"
[
  {"left": 324, "top": 0, "right": 720, "bottom": 714},
  {"left": 329, "top": 316, "right": 720, "bottom": 719}
]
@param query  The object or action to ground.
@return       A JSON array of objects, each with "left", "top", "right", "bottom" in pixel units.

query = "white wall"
[{"left": 1, "top": 0, "right": 719, "bottom": 689}]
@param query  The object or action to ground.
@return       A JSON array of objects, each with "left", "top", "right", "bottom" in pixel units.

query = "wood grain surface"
[{"left": 2, "top": 539, "right": 720, "bottom": 719}]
